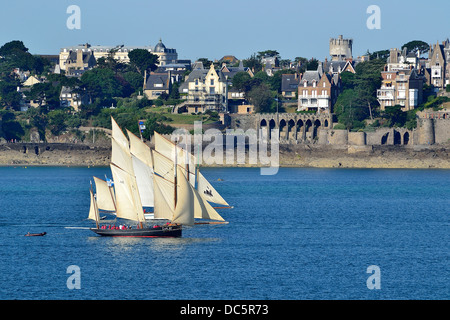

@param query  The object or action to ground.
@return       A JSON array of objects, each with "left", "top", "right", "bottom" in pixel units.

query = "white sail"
[
  {"left": 88, "top": 189, "right": 99, "bottom": 222},
  {"left": 110, "top": 164, "right": 145, "bottom": 223},
  {"left": 93, "top": 176, "right": 116, "bottom": 211},
  {"left": 127, "top": 129, "right": 153, "bottom": 168},
  {"left": 191, "top": 183, "right": 225, "bottom": 221},
  {"left": 172, "top": 167, "right": 194, "bottom": 226},
  {"left": 111, "top": 138, "right": 133, "bottom": 174},
  {"left": 154, "top": 132, "right": 196, "bottom": 185},
  {"left": 132, "top": 155, "right": 154, "bottom": 207},
  {"left": 153, "top": 174, "right": 175, "bottom": 220},
  {"left": 152, "top": 150, "right": 176, "bottom": 183},
  {"left": 111, "top": 116, "right": 129, "bottom": 151},
  {"left": 197, "top": 171, "right": 229, "bottom": 206}
]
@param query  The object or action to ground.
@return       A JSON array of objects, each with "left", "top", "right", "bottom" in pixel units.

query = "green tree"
[
  {"left": 0, "top": 81, "right": 22, "bottom": 110},
  {"left": 243, "top": 53, "right": 262, "bottom": 73},
  {"left": 401, "top": 40, "right": 429, "bottom": 54},
  {"left": 257, "top": 50, "right": 280, "bottom": 59},
  {"left": 123, "top": 71, "right": 144, "bottom": 93},
  {"left": 128, "top": 49, "right": 159, "bottom": 75},
  {"left": 231, "top": 71, "right": 251, "bottom": 91},
  {"left": 0, "top": 110, "right": 24, "bottom": 140},
  {"left": 47, "top": 109, "right": 67, "bottom": 135},
  {"left": 306, "top": 58, "right": 319, "bottom": 71},
  {"left": 383, "top": 105, "right": 406, "bottom": 127},
  {"left": 246, "top": 83, "right": 273, "bottom": 113},
  {"left": 0, "top": 40, "right": 48, "bottom": 74},
  {"left": 81, "top": 68, "right": 123, "bottom": 100}
]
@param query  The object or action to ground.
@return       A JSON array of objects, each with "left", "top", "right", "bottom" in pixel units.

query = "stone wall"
[{"left": 226, "top": 111, "right": 449, "bottom": 147}]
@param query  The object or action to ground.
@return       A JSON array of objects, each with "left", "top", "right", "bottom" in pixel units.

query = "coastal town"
[{"left": 0, "top": 35, "right": 449, "bottom": 167}]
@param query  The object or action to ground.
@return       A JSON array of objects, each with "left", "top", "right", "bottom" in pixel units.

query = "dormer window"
[{"left": 303, "top": 82, "right": 307, "bottom": 87}]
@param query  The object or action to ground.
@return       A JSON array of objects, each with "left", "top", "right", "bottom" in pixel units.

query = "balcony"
[{"left": 377, "top": 88, "right": 395, "bottom": 100}]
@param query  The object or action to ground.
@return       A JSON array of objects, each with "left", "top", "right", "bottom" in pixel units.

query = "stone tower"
[{"left": 329, "top": 35, "right": 353, "bottom": 61}]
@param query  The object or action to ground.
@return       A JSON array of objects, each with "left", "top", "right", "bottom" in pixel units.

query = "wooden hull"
[{"left": 90, "top": 225, "right": 182, "bottom": 238}]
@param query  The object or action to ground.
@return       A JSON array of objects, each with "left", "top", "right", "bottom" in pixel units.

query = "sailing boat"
[
  {"left": 88, "top": 117, "right": 185, "bottom": 237},
  {"left": 87, "top": 117, "right": 227, "bottom": 237}
]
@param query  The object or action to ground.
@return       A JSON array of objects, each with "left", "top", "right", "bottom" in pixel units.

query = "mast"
[
  {"left": 196, "top": 141, "right": 200, "bottom": 187},
  {"left": 185, "top": 135, "right": 190, "bottom": 183},
  {"left": 174, "top": 139, "right": 178, "bottom": 210}
]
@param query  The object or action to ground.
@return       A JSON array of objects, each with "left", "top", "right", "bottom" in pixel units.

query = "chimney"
[{"left": 143, "top": 69, "right": 147, "bottom": 89}]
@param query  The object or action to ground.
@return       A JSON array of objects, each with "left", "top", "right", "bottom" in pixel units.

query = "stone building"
[
  {"left": 178, "top": 63, "right": 228, "bottom": 113},
  {"left": 425, "top": 40, "right": 450, "bottom": 90},
  {"left": 60, "top": 86, "right": 90, "bottom": 112},
  {"left": 63, "top": 49, "right": 96, "bottom": 76},
  {"left": 143, "top": 72, "right": 171, "bottom": 99},
  {"left": 297, "top": 65, "right": 341, "bottom": 112},
  {"left": 59, "top": 39, "right": 178, "bottom": 71},
  {"left": 329, "top": 35, "right": 353, "bottom": 61},
  {"left": 377, "top": 67, "right": 424, "bottom": 111},
  {"left": 281, "top": 73, "right": 300, "bottom": 99}
]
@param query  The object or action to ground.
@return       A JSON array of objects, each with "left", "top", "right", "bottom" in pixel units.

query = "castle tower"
[
  {"left": 419, "top": 118, "right": 435, "bottom": 145},
  {"left": 329, "top": 35, "right": 353, "bottom": 61}
]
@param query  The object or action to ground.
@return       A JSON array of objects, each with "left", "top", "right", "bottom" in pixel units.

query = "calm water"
[{"left": 0, "top": 166, "right": 448, "bottom": 300}]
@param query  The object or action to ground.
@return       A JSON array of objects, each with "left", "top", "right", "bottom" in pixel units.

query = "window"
[
  {"left": 195, "top": 79, "right": 199, "bottom": 85},
  {"left": 313, "top": 81, "right": 316, "bottom": 88},
  {"left": 323, "top": 82, "right": 326, "bottom": 87},
  {"left": 303, "top": 82, "right": 307, "bottom": 87},
  {"left": 210, "top": 79, "right": 214, "bottom": 85},
  {"left": 210, "top": 87, "right": 215, "bottom": 94}
]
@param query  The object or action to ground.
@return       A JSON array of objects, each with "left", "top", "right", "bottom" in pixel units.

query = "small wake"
[{"left": 64, "top": 227, "right": 91, "bottom": 230}]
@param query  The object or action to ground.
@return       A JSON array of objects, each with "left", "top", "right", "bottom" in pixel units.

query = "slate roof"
[
  {"left": 281, "top": 74, "right": 300, "bottom": 92},
  {"left": 144, "top": 73, "right": 170, "bottom": 90}
]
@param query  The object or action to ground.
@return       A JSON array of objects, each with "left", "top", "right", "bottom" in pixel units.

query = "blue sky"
[{"left": 1, "top": 0, "right": 448, "bottom": 61}]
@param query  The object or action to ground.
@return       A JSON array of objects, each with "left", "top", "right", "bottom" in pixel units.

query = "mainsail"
[
  {"left": 110, "top": 163, "right": 146, "bottom": 223},
  {"left": 153, "top": 174, "right": 175, "bottom": 220},
  {"left": 172, "top": 167, "right": 195, "bottom": 226},
  {"left": 93, "top": 176, "right": 116, "bottom": 211}
]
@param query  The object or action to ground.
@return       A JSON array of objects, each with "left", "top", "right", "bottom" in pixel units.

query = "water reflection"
[{"left": 87, "top": 235, "right": 222, "bottom": 253}]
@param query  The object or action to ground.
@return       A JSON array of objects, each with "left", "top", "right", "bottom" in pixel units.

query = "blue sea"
[{"left": 0, "top": 166, "right": 448, "bottom": 300}]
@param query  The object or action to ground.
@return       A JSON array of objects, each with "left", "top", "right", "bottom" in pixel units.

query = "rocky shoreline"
[{"left": 0, "top": 143, "right": 449, "bottom": 169}]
